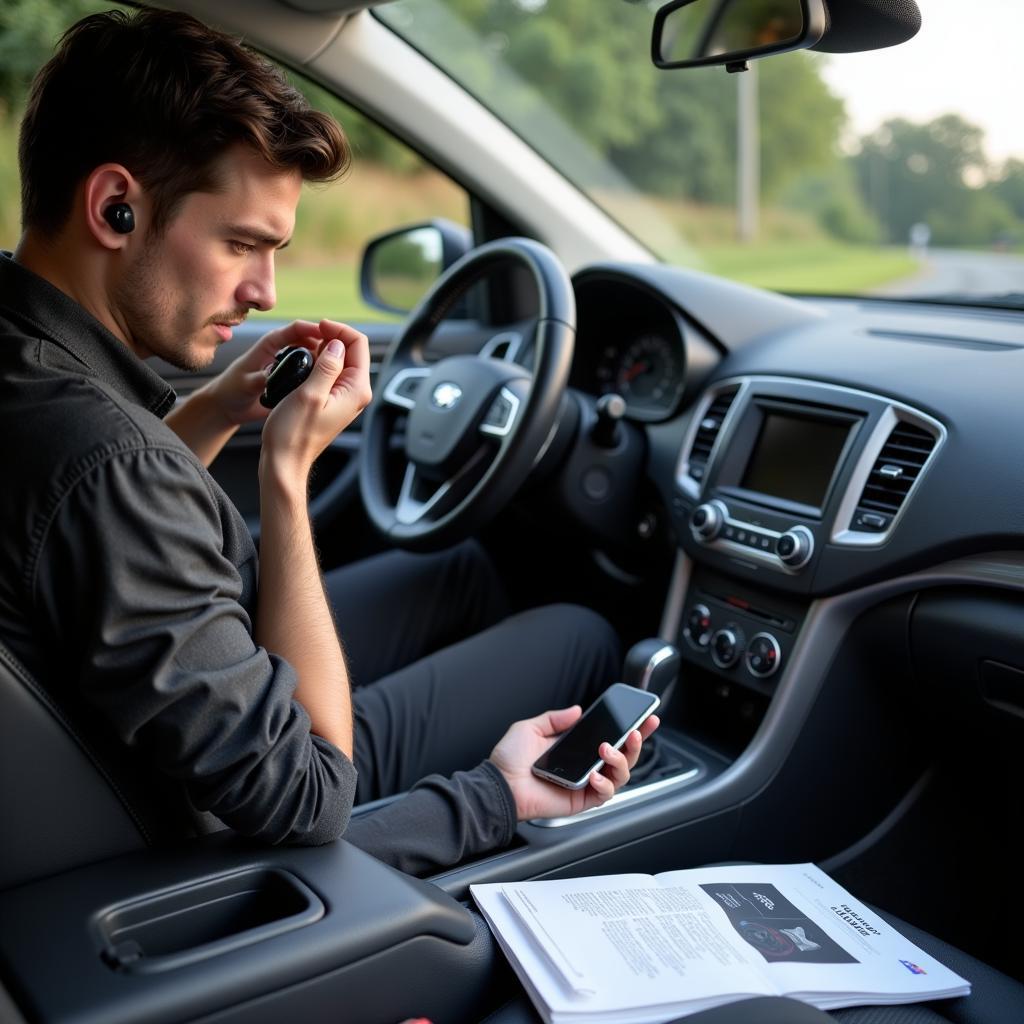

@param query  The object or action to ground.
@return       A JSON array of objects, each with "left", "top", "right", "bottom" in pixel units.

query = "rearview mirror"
[{"left": 652, "top": 0, "right": 826, "bottom": 71}]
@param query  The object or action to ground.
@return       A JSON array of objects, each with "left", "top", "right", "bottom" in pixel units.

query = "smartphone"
[{"left": 531, "top": 683, "right": 660, "bottom": 790}]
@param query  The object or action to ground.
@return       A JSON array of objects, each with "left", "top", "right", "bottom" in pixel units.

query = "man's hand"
[
  {"left": 259, "top": 319, "right": 372, "bottom": 483},
  {"left": 208, "top": 319, "right": 355, "bottom": 428},
  {"left": 490, "top": 705, "right": 660, "bottom": 821},
  {"left": 166, "top": 320, "right": 369, "bottom": 467}
]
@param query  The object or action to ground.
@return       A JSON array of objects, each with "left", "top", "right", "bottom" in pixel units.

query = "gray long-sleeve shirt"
[{"left": 0, "top": 252, "right": 515, "bottom": 872}]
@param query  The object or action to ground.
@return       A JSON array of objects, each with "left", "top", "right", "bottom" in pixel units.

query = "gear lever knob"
[{"left": 623, "top": 639, "right": 681, "bottom": 705}]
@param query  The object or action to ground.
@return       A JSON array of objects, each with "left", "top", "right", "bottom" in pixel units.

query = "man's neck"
[{"left": 14, "top": 231, "right": 135, "bottom": 352}]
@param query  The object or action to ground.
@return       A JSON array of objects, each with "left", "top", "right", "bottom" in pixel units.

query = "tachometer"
[{"left": 596, "top": 333, "right": 684, "bottom": 418}]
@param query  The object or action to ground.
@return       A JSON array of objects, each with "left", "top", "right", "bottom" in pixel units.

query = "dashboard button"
[
  {"left": 745, "top": 633, "right": 782, "bottom": 678},
  {"left": 710, "top": 625, "right": 745, "bottom": 669},
  {"left": 776, "top": 527, "right": 814, "bottom": 569},
  {"left": 690, "top": 501, "right": 726, "bottom": 541},
  {"left": 684, "top": 604, "right": 713, "bottom": 649}
]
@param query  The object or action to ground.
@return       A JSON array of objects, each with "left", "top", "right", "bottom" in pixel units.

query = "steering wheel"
[{"left": 359, "top": 237, "right": 575, "bottom": 551}]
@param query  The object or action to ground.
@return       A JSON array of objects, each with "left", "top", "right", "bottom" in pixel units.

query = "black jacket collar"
[{"left": 0, "top": 251, "right": 175, "bottom": 418}]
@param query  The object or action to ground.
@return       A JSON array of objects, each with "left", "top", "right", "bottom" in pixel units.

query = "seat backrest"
[{"left": 0, "top": 641, "right": 147, "bottom": 890}]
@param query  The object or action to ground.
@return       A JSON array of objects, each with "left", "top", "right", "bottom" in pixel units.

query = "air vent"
[
  {"left": 851, "top": 421, "right": 937, "bottom": 533},
  {"left": 687, "top": 388, "right": 739, "bottom": 482}
]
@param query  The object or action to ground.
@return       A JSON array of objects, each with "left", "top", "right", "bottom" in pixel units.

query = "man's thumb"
[{"left": 315, "top": 338, "right": 345, "bottom": 378}]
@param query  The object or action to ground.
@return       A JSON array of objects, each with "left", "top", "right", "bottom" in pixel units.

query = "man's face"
[{"left": 115, "top": 146, "right": 302, "bottom": 371}]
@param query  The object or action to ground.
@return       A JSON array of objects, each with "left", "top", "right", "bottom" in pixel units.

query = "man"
[{"left": 0, "top": 7, "right": 657, "bottom": 876}]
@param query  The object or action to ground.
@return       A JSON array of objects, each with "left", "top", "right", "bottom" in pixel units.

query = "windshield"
[{"left": 377, "top": 0, "right": 1024, "bottom": 305}]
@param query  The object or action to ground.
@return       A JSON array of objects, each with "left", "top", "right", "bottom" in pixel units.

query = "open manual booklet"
[{"left": 471, "top": 863, "right": 970, "bottom": 1024}]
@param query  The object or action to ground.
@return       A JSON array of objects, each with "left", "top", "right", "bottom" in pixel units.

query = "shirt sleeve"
[
  {"left": 31, "top": 443, "right": 356, "bottom": 846},
  {"left": 343, "top": 759, "right": 517, "bottom": 876}
]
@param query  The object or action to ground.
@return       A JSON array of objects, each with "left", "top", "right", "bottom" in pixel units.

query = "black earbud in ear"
[{"left": 103, "top": 203, "right": 135, "bottom": 234}]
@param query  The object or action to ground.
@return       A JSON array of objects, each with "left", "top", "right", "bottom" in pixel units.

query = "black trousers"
[{"left": 324, "top": 541, "right": 622, "bottom": 803}]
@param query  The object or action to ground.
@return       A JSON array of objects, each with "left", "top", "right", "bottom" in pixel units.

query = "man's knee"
[{"left": 527, "top": 603, "right": 622, "bottom": 697}]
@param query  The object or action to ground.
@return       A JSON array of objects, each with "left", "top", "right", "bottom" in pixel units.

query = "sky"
[{"left": 816, "top": 0, "right": 1023, "bottom": 167}]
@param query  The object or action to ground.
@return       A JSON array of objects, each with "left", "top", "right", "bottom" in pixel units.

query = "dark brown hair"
[{"left": 19, "top": 7, "right": 350, "bottom": 236}]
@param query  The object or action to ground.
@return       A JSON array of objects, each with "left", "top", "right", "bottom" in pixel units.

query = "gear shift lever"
[
  {"left": 623, "top": 639, "right": 681, "bottom": 709},
  {"left": 621, "top": 639, "right": 681, "bottom": 785}
]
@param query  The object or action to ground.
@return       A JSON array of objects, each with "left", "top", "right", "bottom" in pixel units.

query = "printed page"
[
  {"left": 654, "top": 863, "right": 970, "bottom": 1007},
  {"left": 473, "top": 874, "right": 771, "bottom": 1020}
]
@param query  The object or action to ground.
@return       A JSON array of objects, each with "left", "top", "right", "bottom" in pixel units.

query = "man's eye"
[{"left": 230, "top": 241, "right": 254, "bottom": 255}]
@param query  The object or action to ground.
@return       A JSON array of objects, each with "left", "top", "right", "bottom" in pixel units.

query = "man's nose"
[{"left": 237, "top": 254, "right": 276, "bottom": 311}]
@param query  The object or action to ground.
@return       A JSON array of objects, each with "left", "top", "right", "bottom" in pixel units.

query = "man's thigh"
[
  {"left": 353, "top": 604, "right": 621, "bottom": 802},
  {"left": 325, "top": 540, "right": 509, "bottom": 686}
]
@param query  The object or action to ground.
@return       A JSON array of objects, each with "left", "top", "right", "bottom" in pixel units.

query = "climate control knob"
[
  {"left": 745, "top": 633, "right": 782, "bottom": 678},
  {"left": 776, "top": 525, "right": 814, "bottom": 569},
  {"left": 690, "top": 500, "right": 727, "bottom": 541},
  {"left": 684, "top": 603, "right": 713, "bottom": 648},
  {"left": 710, "top": 624, "right": 745, "bottom": 669}
]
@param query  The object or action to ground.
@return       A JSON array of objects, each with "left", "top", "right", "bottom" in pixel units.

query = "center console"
[{"left": 667, "top": 376, "right": 943, "bottom": 708}]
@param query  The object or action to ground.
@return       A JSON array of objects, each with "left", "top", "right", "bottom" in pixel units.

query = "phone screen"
[{"left": 532, "top": 683, "right": 658, "bottom": 787}]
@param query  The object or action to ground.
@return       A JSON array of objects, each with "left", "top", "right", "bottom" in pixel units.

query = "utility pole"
[{"left": 737, "top": 62, "right": 759, "bottom": 242}]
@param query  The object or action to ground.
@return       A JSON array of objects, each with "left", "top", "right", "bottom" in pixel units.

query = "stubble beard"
[{"left": 115, "top": 240, "right": 214, "bottom": 374}]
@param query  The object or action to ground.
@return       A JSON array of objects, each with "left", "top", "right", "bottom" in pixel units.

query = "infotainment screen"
[{"left": 740, "top": 411, "right": 852, "bottom": 509}]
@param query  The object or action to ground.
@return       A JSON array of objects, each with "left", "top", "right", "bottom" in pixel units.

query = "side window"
[
  {"left": 261, "top": 76, "right": 472, "bottom": 325},
  {"left": 0, "top": 8, "right": 469, "bottom": 323}
]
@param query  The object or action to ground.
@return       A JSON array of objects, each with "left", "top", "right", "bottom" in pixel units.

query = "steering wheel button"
[
  {"left": 582, "top": 467, "right": 612, "bottom": 501},
  {"left": 485, "top": 395, "right": 511, "bottom": 427}
]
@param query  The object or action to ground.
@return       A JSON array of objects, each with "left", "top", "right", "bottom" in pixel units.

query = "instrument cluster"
[{"left": 571, "top": 275, "right": 687, "bottom": 422}]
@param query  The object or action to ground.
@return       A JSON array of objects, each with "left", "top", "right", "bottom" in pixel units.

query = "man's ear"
[{"left": 84, "top": 165, "right": 144, "bottom": 250}]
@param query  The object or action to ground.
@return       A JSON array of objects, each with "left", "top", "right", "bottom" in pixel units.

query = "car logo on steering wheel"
[{"left": 431, "top": 382, "right": 463, "bottom": 410}]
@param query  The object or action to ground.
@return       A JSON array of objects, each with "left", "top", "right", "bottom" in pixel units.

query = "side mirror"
[
  {"left": 359, "top": 219, "right": 472, "bottom": 315},
  {"left": 652, "top": 0, "right": 826, "bottom": 71}
]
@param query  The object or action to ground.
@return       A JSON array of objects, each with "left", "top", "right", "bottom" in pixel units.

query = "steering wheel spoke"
[
  {"left": 381, "top": 365, "right": 431, "bottom": 410},
  {"left": 479, "top": 383, "right": 524, "bottom": 439},
  {"left": 395, "top": 448, "right": 490, "bottom": 526}
]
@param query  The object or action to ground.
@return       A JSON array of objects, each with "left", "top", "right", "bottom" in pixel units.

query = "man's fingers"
[
  {"left": 313, "top": 337, "right": 346, "bottom": 382},
  {"left": 536, "top": 705, "right": 582, "bottom": 737},
  {"left": 588, "top": 768, "right": 615, "bottom": 800},
  {"left": 621, "top": 729, "right": 643, "bottom": 771},
  {"left": 309, "top": 324, "right": 368, "bottom": 376},
  {"left": 599, "top": 742, "right": 630, "bottom": 788},
  {"left": 639, "top": 715, "right": 660, "bottom": 741},
  {"left": 258, "top": 320, "right": 319, "bottom": 356}
]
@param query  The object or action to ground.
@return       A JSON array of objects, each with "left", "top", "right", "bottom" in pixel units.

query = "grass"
[
  {"left": 251, "top": 263, "right": 398, "bottom": 324},
  {"left": 257, "top": 242, "right": 922, "bottom": 326},
  {"left": 702, "top": 241, "right": 920, "bottom": 294}
]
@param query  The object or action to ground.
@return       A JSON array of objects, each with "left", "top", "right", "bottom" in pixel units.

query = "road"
[{"left": 872, "top": 247, "right": 1024, "bottom": 301}]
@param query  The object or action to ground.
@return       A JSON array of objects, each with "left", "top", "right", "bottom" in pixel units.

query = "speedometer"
[{"left": 596, "top": 333, "right": 684, "bottom": 419}]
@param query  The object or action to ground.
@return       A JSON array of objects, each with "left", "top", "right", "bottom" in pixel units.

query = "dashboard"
[
  {"left": 568, "top": 264, "right": 1024, "bottom": 590},
  {"left": 565, "top": 262, "right": 1024, "bottom": 699}
]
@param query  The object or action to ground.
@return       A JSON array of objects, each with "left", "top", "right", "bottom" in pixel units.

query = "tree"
[
  {"left": 851, "top": 114, "right": 994, "bottom": 244},
  {"left": 992, "top": 159, "right": 1024, "bottom": 223},
  {"left": 433, "top": 0, "right": 846, "bottom": 208}
]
